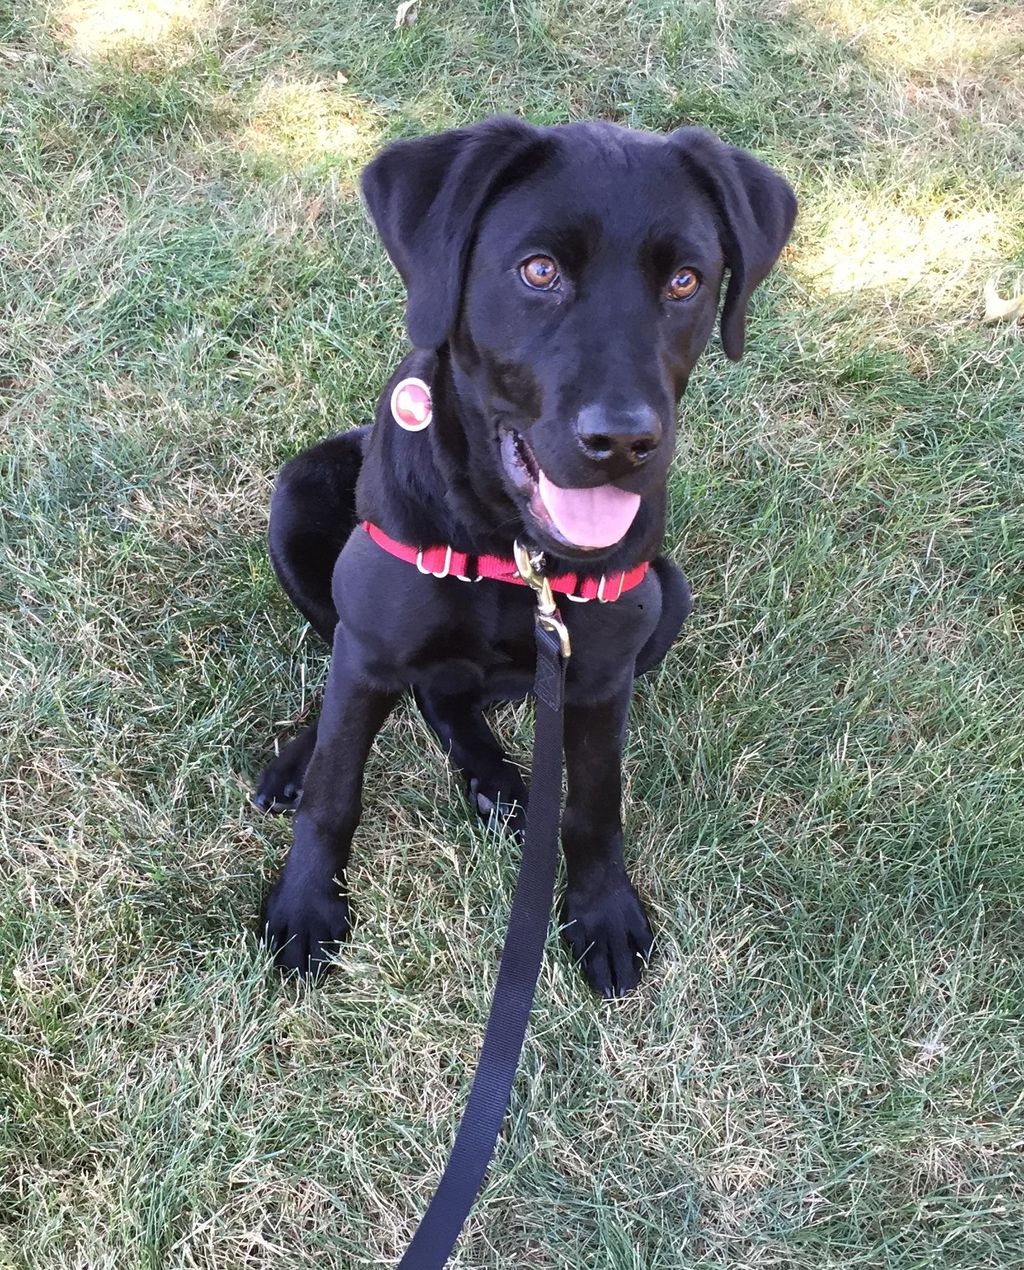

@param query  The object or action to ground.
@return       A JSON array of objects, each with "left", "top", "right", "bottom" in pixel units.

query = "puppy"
[{"left": 256, "top": 118, "right": 796, "bottom": 997}]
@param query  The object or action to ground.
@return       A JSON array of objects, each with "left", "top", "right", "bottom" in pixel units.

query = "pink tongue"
[{"left": 537, "top": 470, "right": 641, "bottom": 549}]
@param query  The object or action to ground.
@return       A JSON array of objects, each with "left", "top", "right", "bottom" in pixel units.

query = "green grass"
[{"left": 2, "top": 0, "right": 1023, "bottom": 1265}]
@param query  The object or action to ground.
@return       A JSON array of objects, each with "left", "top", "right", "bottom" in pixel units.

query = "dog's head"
[{"left": 362, "top": 117, "right": 796, "bottom": 562}]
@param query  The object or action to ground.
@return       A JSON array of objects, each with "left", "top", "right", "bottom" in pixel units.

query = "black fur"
[{"left": 256, "top": 118, "right": 795, "bottom": 997}]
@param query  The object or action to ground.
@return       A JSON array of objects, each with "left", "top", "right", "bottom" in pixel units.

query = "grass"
[{"left": 2, "top": 0, "right": 1023, "bottom": 1265}]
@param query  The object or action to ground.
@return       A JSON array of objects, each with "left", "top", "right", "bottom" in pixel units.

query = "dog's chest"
[
  {"left": 391, "top": 583, "right": 541, "bottom": 701},
  {"left": 481, "top": 629, "right": 539, "bottom": 699}
]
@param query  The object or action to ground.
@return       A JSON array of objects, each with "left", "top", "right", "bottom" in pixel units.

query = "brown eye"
[
  {"left": 520, "top": 255, "right": 561, "bottom": 291},
  {"left": 666, "top": 268, "right": 701, "bottom": 301}
]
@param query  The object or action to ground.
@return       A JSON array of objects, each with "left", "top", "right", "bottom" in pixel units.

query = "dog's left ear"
[
  {"left": 360, "top": 116, "right": 548, "bottom": 351},
  {"left": 670, "top": 129, "right": 797, "bottom": 361}
]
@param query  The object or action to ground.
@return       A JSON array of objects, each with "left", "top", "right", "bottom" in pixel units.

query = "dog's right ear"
[{"left": 360, "top": 117, "right": 547, "bottom": 351}]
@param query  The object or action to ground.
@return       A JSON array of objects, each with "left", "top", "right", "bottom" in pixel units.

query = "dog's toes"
[
  {"left": 253, "top": 765, "right": 304, "bottom": 814},
  {"left": 263, "top": 871, "right": 351, "bottom": 980},
  {"left": 253, "top": 790, "right": 292, "bottom": 814},
  {"left": 253, "top": 773, "right": 302, "bottom": 815},
  {"left": 269, "top": 931, "right": 345, "bottom": 980},
  {"left": 561, "top": 872, "right": 654, "bottom": 998}
]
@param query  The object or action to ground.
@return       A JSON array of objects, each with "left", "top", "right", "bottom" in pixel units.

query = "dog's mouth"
[{"left": 500, "top": 429, "right": 641, "bottom": 551}]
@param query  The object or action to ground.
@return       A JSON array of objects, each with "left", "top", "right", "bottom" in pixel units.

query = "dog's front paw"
[
  {"left": 561, "top": 871, "right": 654, "bottom": 998},
  {"left": 263, "top": 862, "right": 350, "bottom": 980}
]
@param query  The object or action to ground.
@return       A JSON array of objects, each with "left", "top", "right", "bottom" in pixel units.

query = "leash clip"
[{"left": 513, "top": 540, "right": 572, "bottom": 659}]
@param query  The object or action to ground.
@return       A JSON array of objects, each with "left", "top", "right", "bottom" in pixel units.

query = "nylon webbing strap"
[{"left": 396, "top": 622, "right": 568, "bottom": 1268}]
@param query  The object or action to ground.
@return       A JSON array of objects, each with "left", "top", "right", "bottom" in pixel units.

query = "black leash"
[{"left": 396, "top": 548, "right": 571, "bottom": 1269}]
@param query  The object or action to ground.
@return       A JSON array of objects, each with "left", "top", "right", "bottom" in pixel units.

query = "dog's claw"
[
  {"left": 254, "top": 727, "right": 317, "bottom": 816},
  {"left": 263, "top": 863, "right": 351, "bottom": 978},
  {"left": 467, "top": 771, "right": 528, "bottom": 838},
  {"left": 561, "top": 873, "right": 654, "bottom": 998},
  {"left": 252, "top": 789, "right": 300, "bottom": 815},
  {"left": 470, "top": 779, "right": 495, "bottom": 817}
]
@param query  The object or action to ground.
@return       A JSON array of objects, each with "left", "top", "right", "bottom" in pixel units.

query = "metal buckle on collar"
[
  {"left": 454, "top": 554, "right": 482, "bottom": 583},
  {"left": 416, "top": 545, "right": 481, "bottom": 582},
  {"left": 414, "top": 548, "right": 452, "bottom": 581},
  {"left": 596, "top": 572, "right": 625, "bottom": 603}
]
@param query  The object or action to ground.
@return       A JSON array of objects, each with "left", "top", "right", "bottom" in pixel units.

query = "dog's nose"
[{"left": 574, "top": 404, "right": 663, "bottom": 469}]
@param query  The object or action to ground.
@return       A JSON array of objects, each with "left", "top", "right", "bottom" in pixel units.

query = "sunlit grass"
[
  {"left": 53, "top": 0, "right": 220, "bottom": 60},
  {"left": 796, "top": 0, "right": 1024, "bottom": 77},
  {"left": 798, "top": 193, "right": 1004, "bottom": 297},
  {"left": 236, "top": 79, "right": 383, "bottom": 177}
]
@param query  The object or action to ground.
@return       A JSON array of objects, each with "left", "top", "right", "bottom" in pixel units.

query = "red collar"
[{"left": 362, "top": 522, "right": 648, "bottom": 603}]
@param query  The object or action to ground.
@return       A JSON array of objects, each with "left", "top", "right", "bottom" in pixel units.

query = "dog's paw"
[
  {"left": 466, "top": 765, "right": 528, "bottom": 838},
  {"left": 263, "top": 865, "right": 350, "bottom": 980},
  {"left": 252, "top": 729, "right": 316, "bottom": 814},
  {"left": 561, "top": 872, "right": 654, "bottom": 998}
]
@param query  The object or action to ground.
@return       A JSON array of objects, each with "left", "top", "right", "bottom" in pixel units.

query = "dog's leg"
[
  {"left": 264, "top": 638, "right": 398, "bottom": 978},
  {"left": 560, "top": 680, "right": 653, "bottom": 998},
  {"left": 414, "top": 688, "right": 528, "bottom": 837}
]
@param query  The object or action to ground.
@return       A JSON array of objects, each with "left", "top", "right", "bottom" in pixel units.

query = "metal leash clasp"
[{"left": 513, "top": 540, "right": 572, "bottom": 659}]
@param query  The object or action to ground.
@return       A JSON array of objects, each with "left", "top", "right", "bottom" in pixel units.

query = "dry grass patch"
[
  {"left": 235, "top": 77, "right": 384, "bottom": 179},
  {"left": 799, "top": 195, "right": 1004, "bottom": 298},
  {"left": 51, "top": 0, "right": 226, "bottom": 64},
  {"left": 795, "top": 0, "right": 1024, "bottom": 78}
]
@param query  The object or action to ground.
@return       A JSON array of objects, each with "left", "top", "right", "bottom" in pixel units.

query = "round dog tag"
[{"left": 390, "top": 377, "right": 433, "bottom": 431}]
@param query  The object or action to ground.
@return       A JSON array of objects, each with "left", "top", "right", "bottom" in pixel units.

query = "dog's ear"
[
  {"left": 670, "top": 129, "right": 797, "bottom": 361},
  {"left": 360, "top": 117, "right": 547, "bottom": 351}
]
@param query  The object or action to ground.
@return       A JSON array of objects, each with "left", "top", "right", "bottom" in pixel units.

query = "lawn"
[{"left": 2, "top": 0, "right": 1023, "bottom": 1265}]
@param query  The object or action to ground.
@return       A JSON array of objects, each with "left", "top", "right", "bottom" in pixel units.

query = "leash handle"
[{"left": 396, "top": 615, "right": 568, "bottom": 1268}]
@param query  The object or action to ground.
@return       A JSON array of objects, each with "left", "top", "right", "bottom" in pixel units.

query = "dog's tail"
[
  {"left": 268, "top": 425, "right": 371, "bottom": 644},
  {"left": 635, "top": 556, "right": 693, "bottom": 677}
]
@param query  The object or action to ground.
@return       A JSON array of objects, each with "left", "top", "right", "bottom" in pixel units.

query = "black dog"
[{"left": 256, "top": 118, "right": 796, "bottom": 998}]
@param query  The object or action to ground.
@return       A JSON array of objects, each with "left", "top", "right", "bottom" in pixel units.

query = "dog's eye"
[
  {"left": 520, "top": 255, "right": 561, "bottom": 291},
  {"left": 666, "top": 268, "right": 701, "bottom": 301}
]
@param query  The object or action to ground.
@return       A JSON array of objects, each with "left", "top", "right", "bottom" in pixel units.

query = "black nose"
[{"left": 574, "top": 404, "right": 663, "bottom": 470}]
